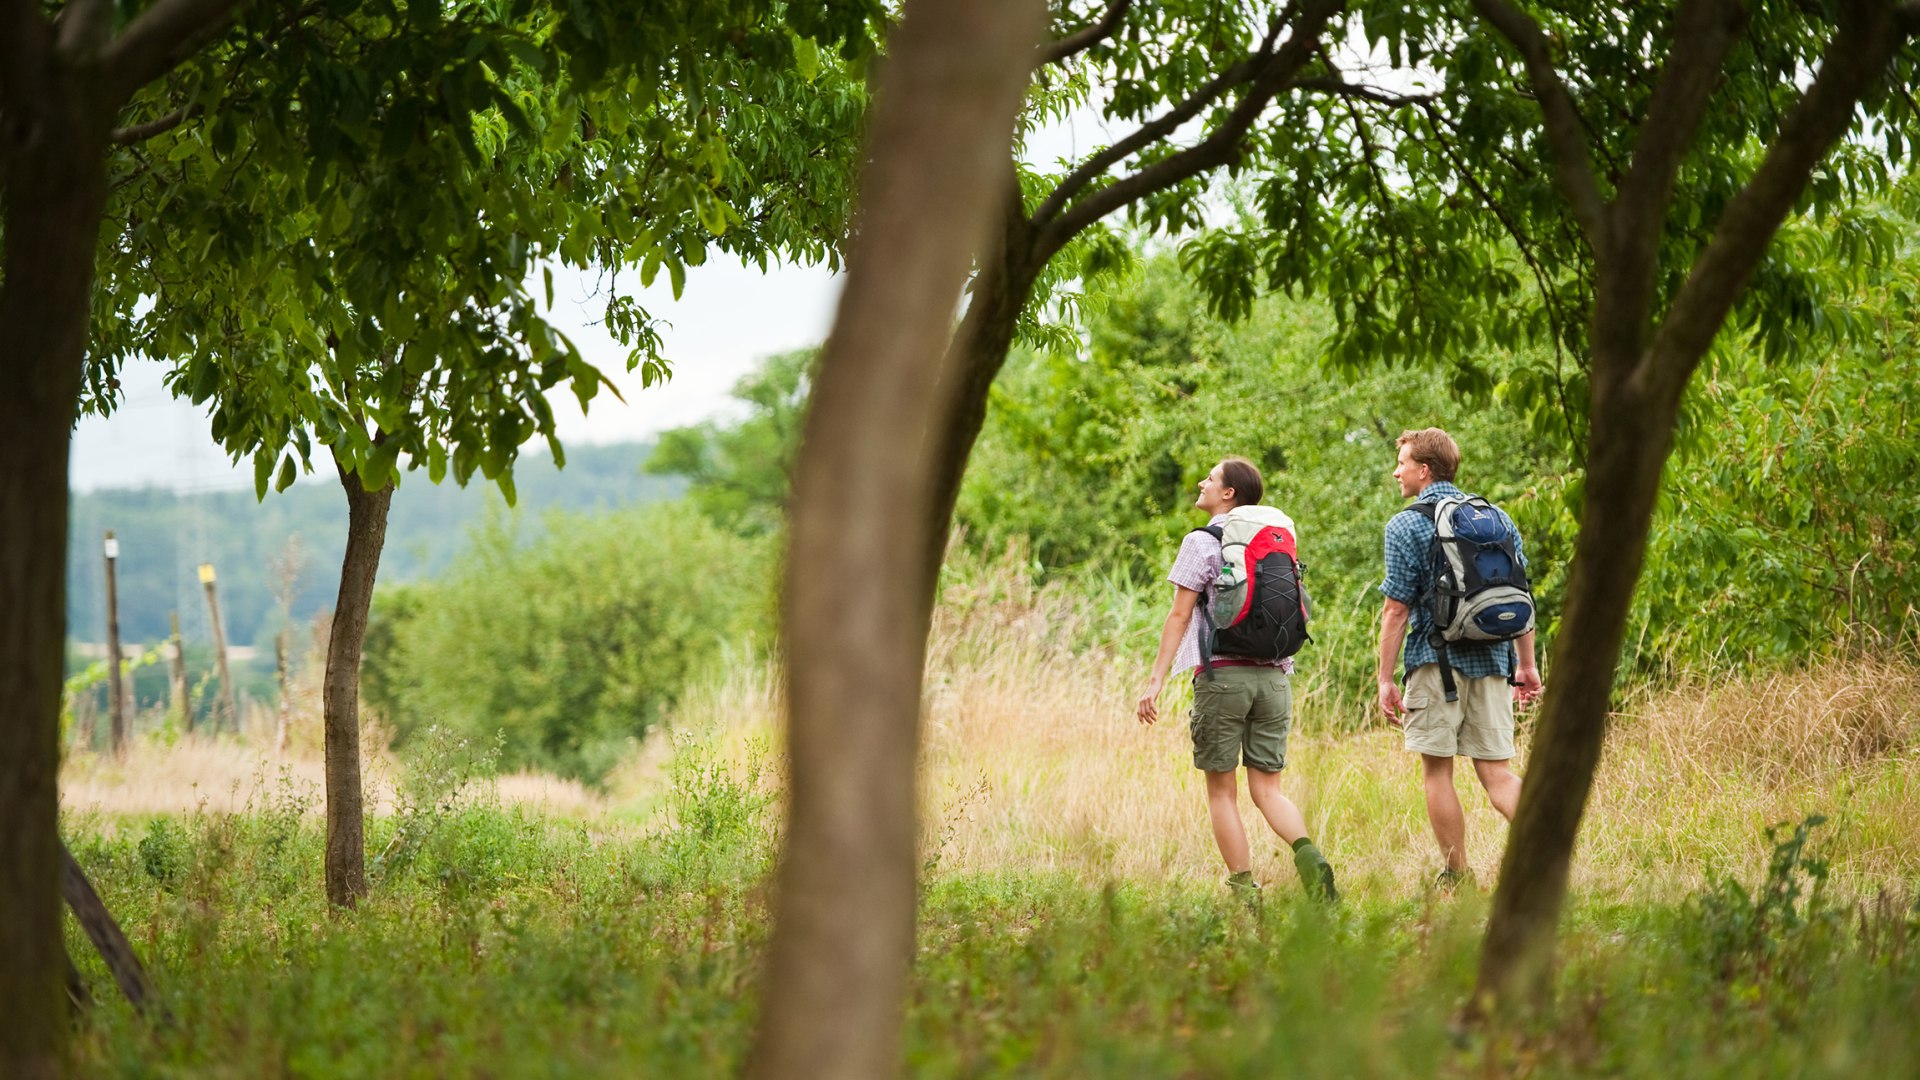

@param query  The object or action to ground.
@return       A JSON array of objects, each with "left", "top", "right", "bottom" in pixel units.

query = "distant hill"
[{"left": 68, "top": 441, "right": 682, "bottom": 661}]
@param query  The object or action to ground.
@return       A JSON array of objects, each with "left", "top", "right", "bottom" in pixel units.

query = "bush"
[{"left": 364, "top": 501, "right": 773, "bottom": 783}]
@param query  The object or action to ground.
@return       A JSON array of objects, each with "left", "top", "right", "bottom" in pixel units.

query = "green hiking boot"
[
  {"left": 1291, "top": 839, "right": 1339, "bottom": 904},
  {"left": 1227, "top": 870, "right": 1263, "bottom": 911},
  {"left": 1432, "top": 867, "right": 1473, "bottom": 896}
]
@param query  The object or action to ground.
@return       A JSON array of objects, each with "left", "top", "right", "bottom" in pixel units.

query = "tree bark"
[
  {"left": 0, "top": 62, "right": 111, "bottom": 1080},
  {"left": 322, "top": 454, "right": 393, "bottom": 908},
  {"left": 748, "top": 0, "right": 1043, "bottom": 1076}
]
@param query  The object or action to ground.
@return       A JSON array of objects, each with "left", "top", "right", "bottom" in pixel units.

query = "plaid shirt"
[
  {"left": 1380, "top": 481, "right": 1526, "bottom": 680},
  {"left": 1169, "top": 514, "right": 1293, "bottom": 677}
]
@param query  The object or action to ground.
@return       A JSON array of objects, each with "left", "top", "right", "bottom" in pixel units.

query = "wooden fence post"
[
  {"left": 199, "top": 563, "right": 240, "bottom": 735},
  {"left": 103, "top": 531, "right": 126, "bottom": 758},
  {"left": 169, "top": 610, "right": 191, "bottom": 734}
]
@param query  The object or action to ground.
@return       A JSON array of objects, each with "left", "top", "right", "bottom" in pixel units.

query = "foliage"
[
  {"left": 1685, "top": 814, "right": 1844, "bottom": 1006},
  {"left": 55, "top": 799, "right": 1920, "bottom": 1077},
  {"left": 644, "top": 348, "right": 816, "bottom": 534},
  {"left": 60, "top": 644, "right": 168, "bottom": 748},
  {"left": 957, "top": 258, "right": 1565, "bottom": 724},
  {"left": 659, "top": 732, "right": 778, "bottom": 884},
  {"left": 370, "top": 724, "right": 504, "bottom": 887},
  {"left": 1623, "top": 260, "right": 1920, "bottom": 673},
  {"left": 1247, "top": 0, "right": 1920, "bottom": 443},
  {"left": 362, "top": 501, "right": 770, "bottom": 783},
  {"left": 83, "top": 0, "right": 879, "bottom": 504}
]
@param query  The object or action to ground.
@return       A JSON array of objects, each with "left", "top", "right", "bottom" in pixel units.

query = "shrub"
[{"left": 365, "top": 501, "right": 773, "bottom": 783}]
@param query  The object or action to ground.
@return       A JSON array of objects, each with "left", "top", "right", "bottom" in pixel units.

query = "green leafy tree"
[
  {"left": 0, "top": 0, "right": 877, "bottom": 1055},
  {"left": 645, "top": 348, "right": 817, "bottom": 534},
  {"left": 1347, "top": 0, "right": 1920, "bottom": 1010},
  {"left": 89, "top": 6, "right": 869, "bottom": 908}
]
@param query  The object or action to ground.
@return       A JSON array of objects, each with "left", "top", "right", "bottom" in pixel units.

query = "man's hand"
[
  {"left": 1377, "top": 678, "right": 1406, "bottom": 727},
  {"left": 1513, "top": 664, "right": 1544, "bottom": 709},
  {"left": 1136, "top": 680, "right": 1164, "bottom": 725}
]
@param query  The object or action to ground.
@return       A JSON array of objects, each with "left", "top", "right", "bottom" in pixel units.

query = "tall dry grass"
[
  {"left": 64, "top": 546, "right": 1920, "bottom": 903},
  {"left": 60, "top": 728, "right": 609, "bottom": 821},
  {"left": 666, "top": 550, "right": 1920, "bottom": 902}
]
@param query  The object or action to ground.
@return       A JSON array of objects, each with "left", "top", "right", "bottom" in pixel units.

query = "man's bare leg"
[
  {"left": 1204, "top": 769, "right": 1251, "bottom": 873},
  {"left": 1473, "top": 757, "right": 1522, "bottom": 821},
  {"left": 1422, "top": 753, "right": 1468, "bottom": 873}
]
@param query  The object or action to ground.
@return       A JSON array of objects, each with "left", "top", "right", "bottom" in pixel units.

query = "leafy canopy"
[{"left": 84, "top": 0, "right": 878, "bottom": 501}]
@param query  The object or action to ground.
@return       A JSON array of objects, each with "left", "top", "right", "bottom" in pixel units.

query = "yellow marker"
[{"left": 198, "top": 563, "right": 217, "bottom": 584}]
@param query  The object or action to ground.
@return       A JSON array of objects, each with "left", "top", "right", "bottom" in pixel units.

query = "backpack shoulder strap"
[
  {"left": 1399, "top": 503, "right": 1437, "bottom": 521},
  {"left": 1190, "top": 524, "right": 1224, "bottom": 542}
]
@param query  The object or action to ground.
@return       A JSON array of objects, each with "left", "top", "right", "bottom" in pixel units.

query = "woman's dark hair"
[{"left": 1219, "top": 456, "right": 1264, "bottom": 507}]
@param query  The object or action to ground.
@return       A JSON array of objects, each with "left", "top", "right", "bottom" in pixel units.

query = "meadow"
[{"left": 58, "top": 552, "right": 1920, "bottom": 1077}]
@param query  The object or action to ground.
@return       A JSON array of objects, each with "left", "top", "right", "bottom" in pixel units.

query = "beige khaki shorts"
[{"left": 1401, "top": 663, "right": 1515, "bottom": 760}]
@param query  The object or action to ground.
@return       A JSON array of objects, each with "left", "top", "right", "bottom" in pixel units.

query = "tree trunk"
[
  {"left": 919, "top": 211, "right": 1043, "bottom": 576},
  {"left": 1468, "top": 1, "right": 1918, "bottom": 1010},
  {"left": 748, "top": 1, "right": 1043, "bottom": 1076},
  {"left": 0, "top": 85, "right": 110, "bottom": 1080},
  {"left": 322, "top": 456, "right": 393, "bottom": 908},
  {"left": 1470, "top": 372, "right": 1679, "bottom": 1009}
]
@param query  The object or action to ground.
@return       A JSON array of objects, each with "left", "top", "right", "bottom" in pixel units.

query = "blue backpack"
[{"left": 1404, "top": 495, "right": 1535, "bottom": 701}]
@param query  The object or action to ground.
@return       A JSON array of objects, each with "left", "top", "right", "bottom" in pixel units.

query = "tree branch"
[
  {"left": 1610, "top": 0, "right": 1746, "bottom": 280},
  {"left": 1417, "top": 98, "right": 1578, "bottom": 372},
  {"left": 53, "top": 0, "right": 113, "bottom": 59},
  {"left": 1469, "top": 0, "right": 1607, "bottom": 242},
  {"left": 109, "top": 103, "right": 201, "bottom": 145},
  {"left": 1036, "top": 0, "right": 1132, "bottom": 67},
  {"left": 99, "top": 0, "right": 250, "bottom": 105},
  {"left": 1034, "top": 0, "right": 1344, "bottom": 258},
  {"left": 0, "top": 0, "right": 50, "bottom": 124},
  {"left": 1028, "top": 18, "right": 1279, "bottom": 230},
  {"left": 1294, "top": 75, "right": 1440, "bottom": 108},
  {"left": 1640, "top": 0, "right": 1915, "bottom": 402}
]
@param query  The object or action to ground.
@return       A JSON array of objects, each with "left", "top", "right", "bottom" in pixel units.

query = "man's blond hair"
[{"left": 1396, "top": 427, "right": 1461, "bottom": 482}]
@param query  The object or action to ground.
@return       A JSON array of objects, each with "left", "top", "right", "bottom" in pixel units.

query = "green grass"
[{"left": 60, "top": 764, "right": 1920, "bottom": 1078}]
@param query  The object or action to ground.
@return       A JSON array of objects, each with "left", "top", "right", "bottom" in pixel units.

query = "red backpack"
[{"left": 1191, "top": 506, "right": 1311, "bottom": 675}]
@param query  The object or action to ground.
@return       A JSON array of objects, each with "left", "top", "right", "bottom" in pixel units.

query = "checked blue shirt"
[{"left": 1380, "top": 481, "right": 1527, "bottom": 680}]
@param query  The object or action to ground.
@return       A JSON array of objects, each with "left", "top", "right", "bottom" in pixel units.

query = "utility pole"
[
  {"left": 169, "top": 611, "right": 191, "bottom": 734},
  {"left": 103, "top": 532, "right": 127, "bottom": 758},
  {"left": 200, "top": 563, "right": 240, "bottom": 735}
]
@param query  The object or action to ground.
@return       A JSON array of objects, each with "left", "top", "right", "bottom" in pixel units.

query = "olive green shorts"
[{"left": 1189, "top": 665, "right": 1292, "bottom": 773}]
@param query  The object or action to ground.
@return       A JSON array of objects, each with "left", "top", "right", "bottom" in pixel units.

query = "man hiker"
[
  {"left": 1376, "top": 428, "right": 1543, "bottom": 891},
  {"left": 1136, "top": 456, "right": 1338, "bottom": 904}
]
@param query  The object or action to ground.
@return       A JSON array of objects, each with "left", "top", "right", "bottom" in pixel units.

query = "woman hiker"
[{"left": 1135, "top": 456, "right": 1338, "bottom": 903}]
